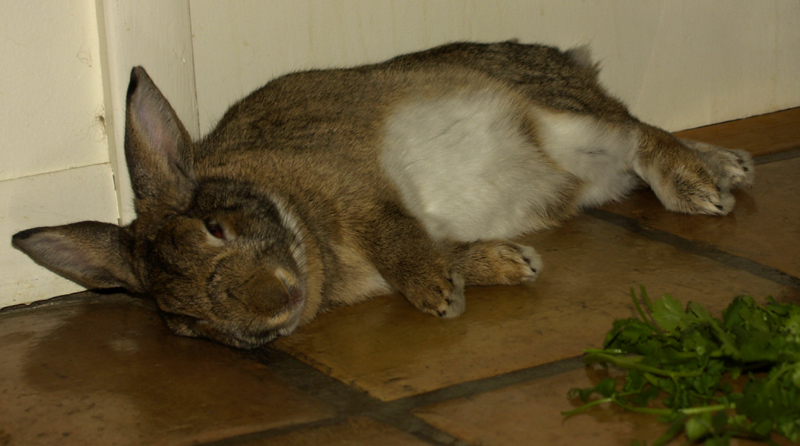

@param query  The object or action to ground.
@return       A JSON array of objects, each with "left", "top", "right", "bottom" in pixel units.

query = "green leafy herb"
[{"left": 563, "top": 287, "right": 800, "bottom": 445}]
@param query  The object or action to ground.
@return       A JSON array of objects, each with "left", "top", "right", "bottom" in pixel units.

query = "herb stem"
[
  {"left": 584, "top": 352, "right": 704, "bottom": 378},
  {"left": 564, "top": 396, "right": 734, "bottom": 418},
  {"left": 561, "top": 397, "right": 614, "bottom": 416},
  {"left": 614, "top": 399, "right": 732, "bottom": 416},
  {"left": 631, "top": 287, "right": 660, "bottom": 334}
]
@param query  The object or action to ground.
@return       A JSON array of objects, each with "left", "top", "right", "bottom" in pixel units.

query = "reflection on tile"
[
  {"left": 274, "top": 216, "right": 792, "bottom": 401},
  {"left": 603, "top": 157, "right": 800, "bottom": 278},
  {"left": 0, "top": 295, "right": 332, "bottom": 446},
  {"left": 239, "top": 417, "right": 430, "bottom": 446},
  {"left": 414, "top": 367, "right": 793, "bottom": 446},
  {"left": 415, "top": 368, "right": 663, "bottom": 445},
  {"left": 675, "top": 107, "right": 800, "bottom": 156}
]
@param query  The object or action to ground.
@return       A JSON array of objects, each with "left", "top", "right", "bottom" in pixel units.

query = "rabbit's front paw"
[
  {"left": 497, "top": 243, "right": 542, "bottom": 284},
  {"left": 407, "top": 272, "right": 465, "bottom": 318},
  {"left": 437, "top": 272, "right": 465, "bottom": 318},
  {"left": 451, "top": 241, "right": 543, "bottom": 286}
]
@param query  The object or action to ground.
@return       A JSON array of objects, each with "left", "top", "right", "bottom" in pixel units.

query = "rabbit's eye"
[{"left": 205, "top": 220, "right": 225, "bottom": 240}]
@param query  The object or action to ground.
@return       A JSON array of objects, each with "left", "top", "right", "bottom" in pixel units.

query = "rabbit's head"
[{"left": 12, "top": 67, "right": 308, "bottom": 349}]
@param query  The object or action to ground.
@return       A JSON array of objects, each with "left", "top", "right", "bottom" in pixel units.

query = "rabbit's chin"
[
  {"left": 201, "top": 297, "right": 306, "bottom": 349},
  {"left": 225, "top": 322, "right": 295, "bottom": 349},
  {"left": 275, "top": 305, "right": 305, "bottom": 338}
]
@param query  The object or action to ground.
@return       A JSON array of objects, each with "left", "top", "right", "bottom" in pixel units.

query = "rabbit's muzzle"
[{"left": 189, "top": 250, "right": 305, "bottom": 347}]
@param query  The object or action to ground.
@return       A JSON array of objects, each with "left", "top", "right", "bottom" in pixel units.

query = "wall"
[
  {"left": 190, "top": 0, "right": 800, "bottom": 134},
  {"left": 99, "top": 0, "right": 198, "bottom": 225},
  {"left": 0, "top": 0, "right": 118, "bottom": 306},
  {"left": 1, "top": 0, "right": 799, "bottom": 308}
]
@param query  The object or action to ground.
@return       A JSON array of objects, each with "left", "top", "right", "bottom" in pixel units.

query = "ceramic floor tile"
[
  {"left": 674, "top": 107, "right": 800, "bottom": 156},
  {"left": 413, "top": 367, "right": 793, "bottom": 446},
  {"left": 237, "top": 417, "right": 431, "bottom": 446},
  {"left": 273, "top": 216, "right": 795, "bottom": 401},
  {"left": 603, "top": 157, "right": 800, "bottom": 278},
  {"left": 0, "top": 294, "right": 333, "bottom": 446}
]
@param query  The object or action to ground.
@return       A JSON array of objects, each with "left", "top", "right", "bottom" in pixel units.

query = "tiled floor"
[{"left": 2, "top": 108, "right": 799, "bottom": 446}]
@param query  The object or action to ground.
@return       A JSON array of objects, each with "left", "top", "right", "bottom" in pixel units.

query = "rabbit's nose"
[{"left": 242, "top": 272, "right": 293, "bottom": 314}]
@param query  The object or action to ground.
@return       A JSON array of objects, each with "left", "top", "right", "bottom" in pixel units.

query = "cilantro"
[{"left": 563, "top": 287, "right": 800, "bottom": 445}]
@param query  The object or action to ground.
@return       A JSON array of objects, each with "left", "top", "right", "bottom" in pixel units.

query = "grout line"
[
  {"left": 586, "top": 209, "right": 800, "bottom": 289},
  {"left": 197, "top": 348, "right": 586, "bottom": 446},
  {"left": 753, "top": 147, "right": 800, "bottom": 165},
  {"left": 0, "top": 161, "right": 113, "bottom": 185},
  {"left": 198, "top": 347, "right": 463, "bottom": 446},
  {"left": 391, "top": 355, "right": 586, "bottom": 409}
]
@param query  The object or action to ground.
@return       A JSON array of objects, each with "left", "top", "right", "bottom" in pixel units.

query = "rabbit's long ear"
[
  {"left": 125, "top": 67, "right": 195, "bottom": 213},
  {"left": 12, "top": 222, "right": 143, "bottom": 293}
]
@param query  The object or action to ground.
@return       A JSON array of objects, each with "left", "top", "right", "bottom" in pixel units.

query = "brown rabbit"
[{"left": 12, "top": 41, "right": 753, "bottom": 349}]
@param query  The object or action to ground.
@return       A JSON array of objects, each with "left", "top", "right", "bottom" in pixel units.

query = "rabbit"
[{"left": 12, "top": 41, "right": 754, "bottom": 349}]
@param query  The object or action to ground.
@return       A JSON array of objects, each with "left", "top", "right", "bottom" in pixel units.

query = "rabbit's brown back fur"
[{"left": 12, "top": 41, "right": 754, "bottom": 348}]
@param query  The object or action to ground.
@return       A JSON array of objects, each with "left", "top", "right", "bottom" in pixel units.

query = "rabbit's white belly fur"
[
  {"left": 534, "top": 108, "right": 640, "bottom": 207},
  {"left": 381, "top": 91, "right": 640, "bottom": 242}
]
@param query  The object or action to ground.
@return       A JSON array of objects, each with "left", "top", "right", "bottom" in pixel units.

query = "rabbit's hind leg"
[
  {"left": 633, "top": 124, "right": 748, "bottom": 215},
  {"left": 679, "top": 139, "right": 754, "bottom": 191},
  {"left": 448, "top": 240, "right": 542, "bottom": 287}
]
